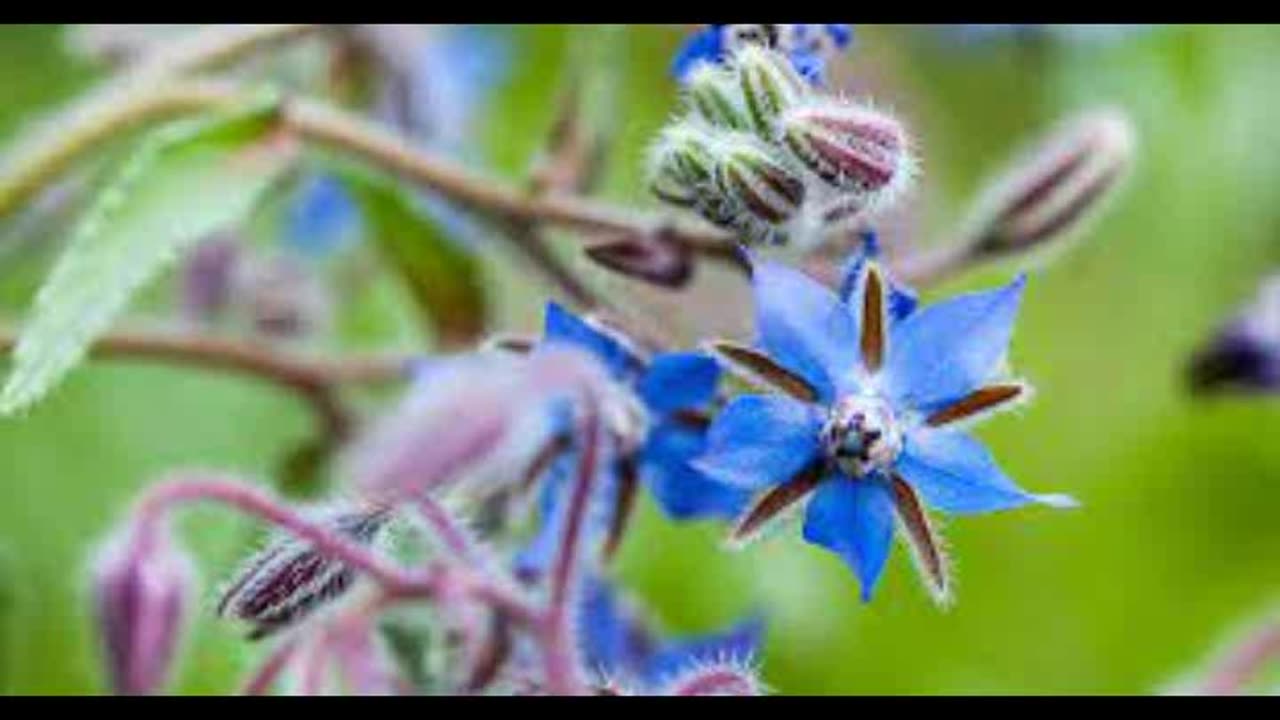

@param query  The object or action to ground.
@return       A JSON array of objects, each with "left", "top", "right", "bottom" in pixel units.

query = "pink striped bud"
[
  {"left": 779, "top": 99, "right": 913, "bottom": 200},
  {"left": 92, "top": 521, "right": 194, "bottom": 695},
  {"left": 216, "top": 506, "right": 390, "bottom": 640},
  {"left": 965, "top": 107, "right": 1135, "bottom": 257}
]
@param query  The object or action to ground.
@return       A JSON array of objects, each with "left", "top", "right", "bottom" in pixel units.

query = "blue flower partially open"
[
  {"left": 515, "top": 302, "right": 752, "bottom": 578},
  {"left": 578, "top": 574, "right": 763, "bottom": 691},
  {"left": 696, "top": 249, "right": 1076, "bottom": 603},
  {"left": 672, "top": 24, "right": 853, "bottom": 86}
]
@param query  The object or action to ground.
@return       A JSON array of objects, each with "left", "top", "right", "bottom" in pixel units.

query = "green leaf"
[
  {"left": 332, "top": 163, "right": 488, "bottom": 347},
  {"left": 0, "top": 98, "right": 294, "bottom": 415}
]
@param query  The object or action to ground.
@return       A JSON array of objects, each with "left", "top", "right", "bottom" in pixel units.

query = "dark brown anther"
[
  {"left": 925, "top": 383, "right": 1025, "bottom": 427},
  {"left": 602, "top": 456, "right": 640, "bottom": 562},
  {"left": 860, "top": 265, "right": 885, "bottom": 372},
  {"left": 889, "top": 474, "right": 950, "bottom": 605},
  {"left": 709, "top": 340, "right": 819, "bottom": 403},
  {"left": 730, "top": 462, "right": 825, "bottom": 546}
]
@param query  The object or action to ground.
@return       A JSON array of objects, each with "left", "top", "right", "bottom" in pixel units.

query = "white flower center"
[{"left": 820, "top": 393, "right": 903, "bottom": 477}]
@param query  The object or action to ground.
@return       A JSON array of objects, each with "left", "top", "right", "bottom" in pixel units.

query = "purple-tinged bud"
[
  {"left": 92, "top": 520, "right": 194, "bottom": 695},
  {"left": 180, "top": 233, "right": 240, "bottom": 325},
  {"left": 216, "top": 506, "right": 390, "bottom": 640},
  {"left": 965, "top": 107, "right": 1135, "bottom": 257},
  {"left": 348, "top": 349, "right": 614, "bottom": 504},
  {"left": 683, "top": 64, "right": 750, "bottom": 131},
  {"left": 734, "top": 44, "right": 809, "bottom": 140},
  {"left": 233, "top": 253, "right": 333, "bottom": 340},
  {"left": 585, "top": 229, "right": 694, "bottom": 289},
  {"left": 714, "top": 137, "right": 807, "bottom": 226},
  {"left": 779, "top": 99, "right": 913, "bottom": 202},
  {"left": 1189, "top": 274, "right": 1280, "bottom": 395}
]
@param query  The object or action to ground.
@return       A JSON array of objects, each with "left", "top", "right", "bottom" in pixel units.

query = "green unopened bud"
[
  {"left": 684, "top": 64, "right": 751, "bottom": 131},
  {"left": 715, "top": 137, "right": 806, "bottom": 226},
  {"left": 734, "top": 44, "right": 809, "bottom": 140},
  {"left": 647, "top": 123, "right": 720, "bottom": 208}
]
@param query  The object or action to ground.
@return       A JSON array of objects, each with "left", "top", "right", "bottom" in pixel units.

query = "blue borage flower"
[
  {"left": 695, "top": 245, "right": 1077, "bottom": 603},
  {"left": 515, "top": 302, "right": 752, "bottom": 578},
  {"left": 578, "top": 574, "right": 763, "bottom": 691},
  {"left": 672, "top": 24, "right": 853, "bottom": 87}
]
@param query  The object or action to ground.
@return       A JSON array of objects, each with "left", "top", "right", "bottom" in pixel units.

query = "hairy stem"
[
  {"left": 1200, "top": 621, "right": 1280, "bottom": 695},
  {"left": 0, "top": 24, "right": 322, "bottom": 219},
  {"left": 669, "top": 666, "right": 759, "bottom": 696},
  {"left": 540, "top": 401, "right": 602, "bottom": 696}
]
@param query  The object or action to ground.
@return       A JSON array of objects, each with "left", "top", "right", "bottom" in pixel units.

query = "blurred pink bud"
[
  {"left": 965, "top": 107, "right": 1135, "bottom": 257},
  {"left": 347, "top": 348, "right": 611, "bottom": 504},
  {"left": 180, "top": 234, "right": 240, "bottom": 325},
  {"left": 585, "top": 229, "right": 694, "bottom": 289},
  {"left": 92, "top": 521, "right": 194, "bottom": 695}
]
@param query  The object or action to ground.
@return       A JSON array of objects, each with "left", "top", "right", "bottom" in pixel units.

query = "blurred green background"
[{"left": 0, "top": 24, "right": 1277, "bottom": 695}]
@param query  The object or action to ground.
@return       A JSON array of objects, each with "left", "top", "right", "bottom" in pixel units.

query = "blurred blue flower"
[
  {"left": 284, "top": 174, "right": 362, "bottom": 257},
  {"left": 1189, "top": 273, "right": 1280, "bottom": 395},
  {"left": 672, "top": 24, "right": 853, "bottom": 86},
  {"left": 578, "top": 574, "right": 763, "bottom": 689},
  {"left": 695, "top": 248, "right": 1076, "bottom": 601},
  {"left": 285, "top": 26, "right": 511, "bottom": 256},
  {"left": 516, "top": 302, "right": 751, "bottom": 578}
]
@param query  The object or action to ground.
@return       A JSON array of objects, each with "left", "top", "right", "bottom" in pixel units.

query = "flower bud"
[
  {"left": 734, "top": 44, "right": 809, "bottom": 139},
  {"left": 779, "top": 99, "right": 912, "bottom": 202},
  {"left": 683, "top": 63, "right": 751, "bottom": 131},
  {"left": 714, "top": 137, "right": 806, "bottom": 226},
  {"left": 585, "top": 229, "right": 694, "bottom": 289},
  {"left": 647, "top": 124, "right": 744, "bottom": 231},
  {"left": 1189, "top": 274, "right": 1280, "bottom": 395},
  {"left": 965, "top": 107, "right": 1135, "bottom": 258},
  {"left": 217, "top": 506, "right": 390, "bottom": 640},
  {"left": 92, "top": 521, "right": 194, "bottom": 695}
]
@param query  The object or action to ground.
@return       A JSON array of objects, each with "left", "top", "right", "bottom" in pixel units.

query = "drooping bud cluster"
[{"left": 650, "top": 41, "right": 914, "bottom": 249}]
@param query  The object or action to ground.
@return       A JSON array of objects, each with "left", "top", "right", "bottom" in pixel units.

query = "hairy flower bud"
[
  {"left": 92, "top": 520, "right": 194, "bottom": 695},
  {"left": 734, "top": 44, "right": 809, "bottom": 139},
  {"left": 965, "top": 107, "right": 1135, "bottom": 258},
  {"left": 1189, "top": 274, "right": 1280, "bottom": 395},
  {"left": 714, "top": 137, "right": 806, "bottom": 226},
  {"left": 779, "top": 100, "right": 912, "bottom": 202},
  {"left": 217, "top": 506, "right": 390, "bottom": 640},
  {"left": 683, "top": 63, "right": 751, "bottom": 131},
  {"left": 648, "top": 124, "right": 742, "bottom": 230}
]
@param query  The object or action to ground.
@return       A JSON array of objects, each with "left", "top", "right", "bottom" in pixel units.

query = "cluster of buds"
[{"left": 649, "top": 42, "right": 914, "bottom": 250}]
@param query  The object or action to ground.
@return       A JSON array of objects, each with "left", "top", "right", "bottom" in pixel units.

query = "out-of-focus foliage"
[{"left": 0, "top": 24, "right": 1277, "bottom": 695}]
